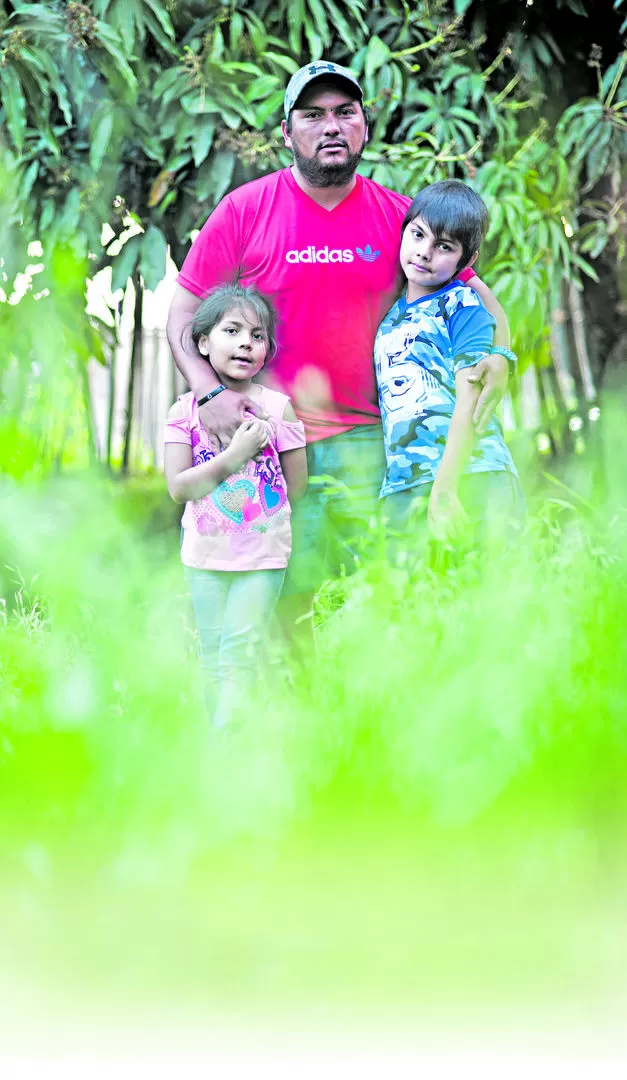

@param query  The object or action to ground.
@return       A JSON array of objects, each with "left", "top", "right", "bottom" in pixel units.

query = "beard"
[{"left": 292, "top": 139, "right": 366, "bottom": 187}]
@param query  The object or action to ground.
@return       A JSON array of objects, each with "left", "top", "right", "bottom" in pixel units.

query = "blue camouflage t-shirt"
[{"left": 374, "top": 280, "right": 517, "bottom": 498}]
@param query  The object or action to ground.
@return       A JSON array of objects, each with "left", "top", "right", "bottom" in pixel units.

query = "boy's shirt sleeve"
[{"left": 448, "top": 297, "right": 496, "bottom": 375}]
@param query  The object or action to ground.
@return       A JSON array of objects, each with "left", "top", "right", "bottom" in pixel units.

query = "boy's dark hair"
[
  {"left": 191, "top": 283, "right": 278, "bottom": 359},
  {"left": 401, "top": 180, "right": 490, "bottom": 271}
]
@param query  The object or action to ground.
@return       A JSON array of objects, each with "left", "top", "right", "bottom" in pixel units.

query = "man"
[{"left": 166, "top": 60, "right": 514, "bottom": 623}]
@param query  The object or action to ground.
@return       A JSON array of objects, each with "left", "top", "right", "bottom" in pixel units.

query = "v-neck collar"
[
  {"left": 284, "top": 167, "right": 362, "bottom": 216},
  {"left": 400, "top": 279, "right": 463, "bottom": 308}
]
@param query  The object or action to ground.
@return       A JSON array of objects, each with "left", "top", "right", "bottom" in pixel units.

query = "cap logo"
[{"left": 284, "top": 59, "right": 363, "bottom": 120}]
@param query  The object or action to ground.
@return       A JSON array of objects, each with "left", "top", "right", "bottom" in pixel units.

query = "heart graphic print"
[{"left": 211, "top": 478, "right": 256, "bottom": 524}]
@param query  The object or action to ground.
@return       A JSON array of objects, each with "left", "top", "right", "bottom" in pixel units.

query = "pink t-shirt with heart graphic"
[{"left": 165, "top": 386, "right": 306, "bottom": 571}]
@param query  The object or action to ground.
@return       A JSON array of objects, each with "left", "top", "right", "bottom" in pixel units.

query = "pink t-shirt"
[
  {"left": 178, "top": 169, "right": 478, "bottom": 443},
  {"left": 164, "top": 386, "right": 306, "bottom": 571},
  {"left": 177, "top": 169, "right": 411, "bottom": 442}
]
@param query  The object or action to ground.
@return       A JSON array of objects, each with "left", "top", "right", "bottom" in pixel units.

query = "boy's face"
[{"left": 401, "top": 215, "right": 475, "bottom": 302}]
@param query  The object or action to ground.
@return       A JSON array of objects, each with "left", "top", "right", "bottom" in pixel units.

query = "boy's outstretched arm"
[
  {"left": 428, "top": 368, "right": 481, "bottom": 543},
  {"left": 464, "top": 275, "right": 511, "bottom": 434}
]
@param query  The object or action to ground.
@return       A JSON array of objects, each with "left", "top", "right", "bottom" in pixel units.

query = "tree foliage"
[{"left": 0, "top": 0, "right": 625, "bottom": 469}]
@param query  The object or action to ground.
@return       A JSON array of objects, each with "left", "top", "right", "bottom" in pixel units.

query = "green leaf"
[
  {"left": 39, "top": 199, "right": 55, "bottom": 233},
  {"left": 94, "top": 22, "right": 138, "bottom": 93},
  {"left": 288, "top": 0, "right": 305, "bottom": 52},
  {"left": 153, "top": 66, "right": 184, "bottom": 98},
  {"left": 324, "top": 0, "right": 358, "bottom": 49},
  {"left": 2, "top": 67, "right": 27, "bottom": 153},
  {"left": 60, "top": 187, "right": 81, "bottom": 237},
  {"left": 181, "top": 91, "right": 218, "bottom": 116},
  {"left": 365, "top": 35, "right": 392, "bottom": 79},
  {"left": 245, "top": 74, "right": 281, "bottom": 103},
  {"left": 164, "top": 151, "right": 192, "bottom": 172},
  {"left": 304, "top": 22, "right": 323, "bottom": 60},
  {"left": 140, "top": 225, "right": 167, "bottom": 292},
  {"left": 19, "top": 160, "right": 39, "bottom": 203},
  {"left": 90, "top": 108, "right": 114, "bottom": 171},
  {"left": 571, "top": 252, "right": 599, "bottom": 282},
  {"left": 194, "top": 150, "right": 235, "bottom": 203},
  {"left": 449, "top": 106, "right": 481, "bottom": 126},
  {"left": 108, "top": 0, "right": 136, "bottom": 54},
  {"left": 111, "top": 233, "right": 141, "bottom": 294},
  {"left": 210, "top": 24, "right": 225, "bottom": 61},
  {"left": 583, "top": 123, "right": 613, "bottom": 190},
  {"left": 263, "top": 51, "right": 299, "bottom": 76},
  {"left": 143, "top": 0, "right": 175, "bottom": 41},
  {"left": 254, "top": 90, "right": 285, "bottom": 126},
  {"left": 307, "top": 0, "right": 331, "bottom": 46},
  {"left": 229, "top": 12, "right": 244, "bottom": 51},
  {"left": 192, "top": 118, "right": 215, "bottom": 168}
]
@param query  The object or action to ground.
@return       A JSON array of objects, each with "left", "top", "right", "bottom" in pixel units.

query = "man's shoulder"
[
  {"left": 357, "top": 174, "right": 412, "bottom": 213},
  {"left": 223, "top": 168, "right": 290, "bottom": 208}
]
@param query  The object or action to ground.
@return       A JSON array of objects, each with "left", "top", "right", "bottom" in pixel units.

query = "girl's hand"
[
  {"left": 198, "top": 388, "right": 269, "bottom": 452},
  {"left": 428, "top": 485, "right": 470, "bottom": 543},
  {"left": 224, "top": 419, "right": 268, "bottom": 471}
]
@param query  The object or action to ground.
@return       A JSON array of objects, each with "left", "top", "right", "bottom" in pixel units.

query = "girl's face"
[
  {"left": 198, "top": 305, "right": 269, "bottom": 384},
  {"left": 400, "top": 215, "right": 470, "bottom": 302}
]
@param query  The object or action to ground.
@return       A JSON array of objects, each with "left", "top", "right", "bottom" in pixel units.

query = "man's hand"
[
  {"left": 199, "top": 388, "right": 268, "bottom": 451},
  {"left": 428, "top": 485, "right": 470, "bottom": 544},
  {"left": 222, "top": 418, "right": 269, "bottom": 472},
  {"left": 467, "top": 353, "right": 509, "bottom": 434}
]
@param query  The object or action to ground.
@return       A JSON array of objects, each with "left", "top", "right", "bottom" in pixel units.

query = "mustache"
[{"left": 317, "top": 139, "right": 349, "bottom": 150}]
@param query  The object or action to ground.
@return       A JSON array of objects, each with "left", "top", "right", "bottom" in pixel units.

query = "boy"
[{"left": 374, "top": 180, "right": 525, "bottom": 545}]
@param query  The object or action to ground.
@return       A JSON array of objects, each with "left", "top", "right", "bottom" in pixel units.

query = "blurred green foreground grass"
[{"left": 1, "top": 456, "right": 627, "bottom": 1029}]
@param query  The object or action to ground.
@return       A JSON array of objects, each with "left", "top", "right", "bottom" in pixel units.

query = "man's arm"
[
  {"left": 166, "top": 284, "right": 210, "bottom": 395},
  {"left": 463, "top": 273, "right": 511, "bottom": 433}
]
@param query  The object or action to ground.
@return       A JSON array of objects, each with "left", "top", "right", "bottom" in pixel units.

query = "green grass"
[{"left": 2, "top": 460, "right": 627, "bottom": 1033}]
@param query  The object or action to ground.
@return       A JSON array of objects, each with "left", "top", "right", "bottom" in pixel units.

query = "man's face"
[{"left": 281, "top": 82, "right": 368, "bottom": 187}]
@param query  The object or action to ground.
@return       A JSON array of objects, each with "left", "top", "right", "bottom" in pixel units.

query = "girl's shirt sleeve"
[
  {"left": 164, "top": 398, "right": 191, "bottom": 444},
  {"left": 273, "top": 415, "right": 307, "bottom": 453},
  {"left": 448, "top": 297, "right": 496, "bottom": 375}
]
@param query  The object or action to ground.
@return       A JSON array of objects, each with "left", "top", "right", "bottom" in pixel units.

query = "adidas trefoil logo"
[{"left": 356, "top": 244, "right": 381, "bottom": 263}]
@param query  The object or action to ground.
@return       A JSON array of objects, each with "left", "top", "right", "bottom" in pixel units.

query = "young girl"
[{"left": 164, "top": 284, "right": 307, "bottom": 727}]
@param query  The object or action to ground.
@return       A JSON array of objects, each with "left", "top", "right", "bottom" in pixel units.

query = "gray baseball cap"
[{"left": 284, "top": 60, "right": 363, "bottom": 120}]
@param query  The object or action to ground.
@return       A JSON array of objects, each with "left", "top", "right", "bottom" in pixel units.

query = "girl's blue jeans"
[{"left": 184, "top": 567, "right": 285, "bottom": 728}]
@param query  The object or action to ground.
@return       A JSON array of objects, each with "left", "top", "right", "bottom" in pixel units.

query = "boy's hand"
[
  {"left": 223, "top": 419, "right": 268, "bottom": 472},
  {"left": 428, "top": 485, "right": 470, "bottom": 544},
  {"left": 467, "top": 354, "right": 509, "bottom": 434},
  {"left": 198, "top": 388, "right": 269, "bottom": 452}
]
